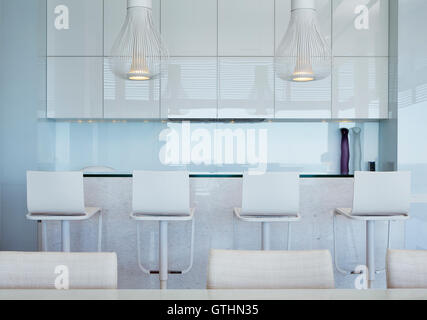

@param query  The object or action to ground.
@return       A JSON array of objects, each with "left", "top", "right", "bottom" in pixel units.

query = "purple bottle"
[{"left": 340, "top": 128, "right": 350, "bottom": 175}]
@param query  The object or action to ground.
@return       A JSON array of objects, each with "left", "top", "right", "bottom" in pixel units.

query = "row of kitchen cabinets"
[
  {"left": 47, "top": 57, "right": 389, "bottom": 119},
  {"left": 48, "top": 0, "right": 389, "bottom": 58}
]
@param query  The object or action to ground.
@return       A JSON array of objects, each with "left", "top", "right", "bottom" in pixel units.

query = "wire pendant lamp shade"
[
  {"left": 276, "top": 0, "right": 331, "bottom": 82},
  {"left": 111, "top": 0, "right": 168, "bottom": 81}
]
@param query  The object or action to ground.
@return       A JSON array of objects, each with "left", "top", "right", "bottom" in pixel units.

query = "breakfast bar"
[{"left": 39, "top": 173, "right": 405, "bottom": 289}]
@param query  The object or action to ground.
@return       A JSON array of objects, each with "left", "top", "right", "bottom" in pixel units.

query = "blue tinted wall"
[{"left": 0, "top": 0, "right": 46, "bottom": 250}]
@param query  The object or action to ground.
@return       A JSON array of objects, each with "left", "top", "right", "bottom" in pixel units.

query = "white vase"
[{"left": 352, "top": 127, "right": 362, "bottom": 172}]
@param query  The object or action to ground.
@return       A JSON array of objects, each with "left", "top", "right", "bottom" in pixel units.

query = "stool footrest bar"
[
  {"left": 351, "top": 271, "right": 363, "bottom": 275},
  {"left": 149, "top": 270, "right": 183, "bottom": 275}
]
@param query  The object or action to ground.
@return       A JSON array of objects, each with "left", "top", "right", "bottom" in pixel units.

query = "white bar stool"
[
  {"left": 130, "top": 171, "right": 195, "bottom": 290},
  {"left": 333, "top": 171, "right": 411, "bottom": 288},
  {"left": 26, "top": 171, "right": 102, "bottom": 253},
  {"left": 234, "top": 172, "right": 301, "bottom": 251}
]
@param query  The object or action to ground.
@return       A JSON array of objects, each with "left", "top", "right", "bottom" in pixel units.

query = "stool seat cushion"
[
  {"left": 133, "top": 212, "right": 190, "bottom": 217},
  {"left": 27, "top": 207, "right": 101, "bottom": 221},
  {"left": 335, "top": 208, "right": 409, "bottom": 221},
  {"left": 234, "top": 208, "right": 300, "bottom": 222},
  {"left": 130, "top": 208, "right": 195, "bottom": 221},
  {"left": 241, "top": 212, "right": 299, "bottom": 218}
]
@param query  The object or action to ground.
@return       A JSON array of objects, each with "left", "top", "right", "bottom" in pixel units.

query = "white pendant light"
[
  {"left": 275, "top": 0, "right": 331, "bottom": 82},
  {"left": 111, "top": 0, "right": 168, "bottom": 81}
]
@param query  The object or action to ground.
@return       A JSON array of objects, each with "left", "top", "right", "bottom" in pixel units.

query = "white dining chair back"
[
  {"left": 0, "top": 252, "right": 117, "bottom": 289},
  {"left": 352, "top": 171, "right": 411, "bottom": 216},
  {"left": 207, "top": 249, "right": 335, "bottom": 289},
  {"left": 241, "top": 172, "right": 300, "bottom": 216},
  {"left": 387, "top": 250, "right": 427, "bottom": 289},
  {"left": 27, "top": 171, "right": 85, "bottom": 215},
  {"left": 132, "top": 171, "right": 190, "bottom": 216}
]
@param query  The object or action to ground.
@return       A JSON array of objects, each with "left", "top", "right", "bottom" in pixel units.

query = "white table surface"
[{"left": 1, "top": 290, "right": 427, "bottom": 300}]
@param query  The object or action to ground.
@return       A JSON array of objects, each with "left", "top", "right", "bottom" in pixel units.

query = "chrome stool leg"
[
  {"left": 62, "top": 221, "right": 71, "bottom": 252},
  {"left": 159, "top": 221, "right": 168, "bottom": 290},
  {"left": 97, "top": 211, "right": 103, "bottom": 252},
  {"left": 366, "top": 220, "right": 376, "bottom": 288},
  {"left": 42, "top": 221, "right": 48, "bottom": 252},
  {"left": 261, "top": 222, "right": 271, "bottom": 251},
  {"left": 375, "top": 221, "right": 391, "bottom": 275}
]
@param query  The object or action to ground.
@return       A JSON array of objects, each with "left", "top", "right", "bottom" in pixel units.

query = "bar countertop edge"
[{"left": 83, "top": 173, "right": 355, "bottom": 179}]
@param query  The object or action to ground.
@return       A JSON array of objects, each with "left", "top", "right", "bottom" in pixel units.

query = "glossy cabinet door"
[
  {"left": 162, "top": 0, "right": 217, "bottom": 56},
  {"left": 218, "top": 58, "right": 274, "bottom": 119},
  {"left": 104, "top": 0, "right": 160, "bottom": 56},
  {"left": 218, "top": 0, "right": 274, "bottom": 56},
  {"left": 332, "top": 57, "right": 389, "bottom": 119},
  {"left": 161, "top": 58, "right": 218, "bottom": 119},
  {"left": 104, "top": 59, "right": 160, "bottom": 119},
  {"left": 333, "top": 0, "right": 389, "bottom": 57},
  {"left": 47, "top": 0, "right": 103, "bottom": 56},
  {"left": 275, "top": 76, "right": 332, "bottom": 119},
  {"left": 47, "top": 57, "right": 103, "bottom": 119}
]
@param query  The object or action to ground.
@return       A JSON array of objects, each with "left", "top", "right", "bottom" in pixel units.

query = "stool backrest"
[
  {"left": 242, "top": 172, "right": 300, "bottom": 215},
  {"left": 0, "top": 252, "right": 117, "bottom": 289},
  {"left": 207, "top": 249, "right": 335, "bottom": 289},
  {"left": 387, "top": 250, "right": 427, "bottom": 289},
  {"left": 133, "top": 171, "right": 190, "bottom": 215},
  {"left": 352, "top": 171, "right": 411, "bottom": 215},
  {"left": 27, "top": 171, "right": 85, "bottom": 215}
]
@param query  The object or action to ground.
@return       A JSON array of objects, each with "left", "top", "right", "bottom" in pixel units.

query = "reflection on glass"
[
  {"left": 38, "top": 121, "right": 379, "bottom": 175},
  {"left": 162, "top": 58, "right": 217, "bottom": 118},
  {"left": 219, "top": 58, "right": 274, "bottom": 118}
]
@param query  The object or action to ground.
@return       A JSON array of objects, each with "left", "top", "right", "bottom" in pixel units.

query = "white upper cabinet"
[
  {"left": 332, "top": 57, "right": 389, "bottom": 119},
  {"left": 45, "top": 0, "right": 390, "bottom": 120},
  {"left": 104, "top": 60, "right": 160, "bottom": 119},
  {"left": 47, "top": 0, "right": 103, "bottom": 56},
  {"left": 47, "top": 57, "right": 103, "bottom": 119},
  {"left": 161, "top": 58, "right": 218, "bottom": 119},
  {"left": 333, "top": 0, "right": 389, "bottom": 57},
  {"left": 104, "top": 0, "right": 160, "bottom": 56},
  {"left": 161, "top": 0, "right": 217, "bottom": 56},
  {"left": 219, "top": 58, "right": 274, "bottom": 119},
  {"left": 218, "top": 0, "right": 275, "bottom": 56},
  {"left": 275, "top": 76, "right": 332, "bottom": 119}
]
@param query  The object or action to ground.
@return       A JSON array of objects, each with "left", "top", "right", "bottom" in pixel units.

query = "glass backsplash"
[{"left": 37, "top": 120, "right": 379, "bottom": 175}]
